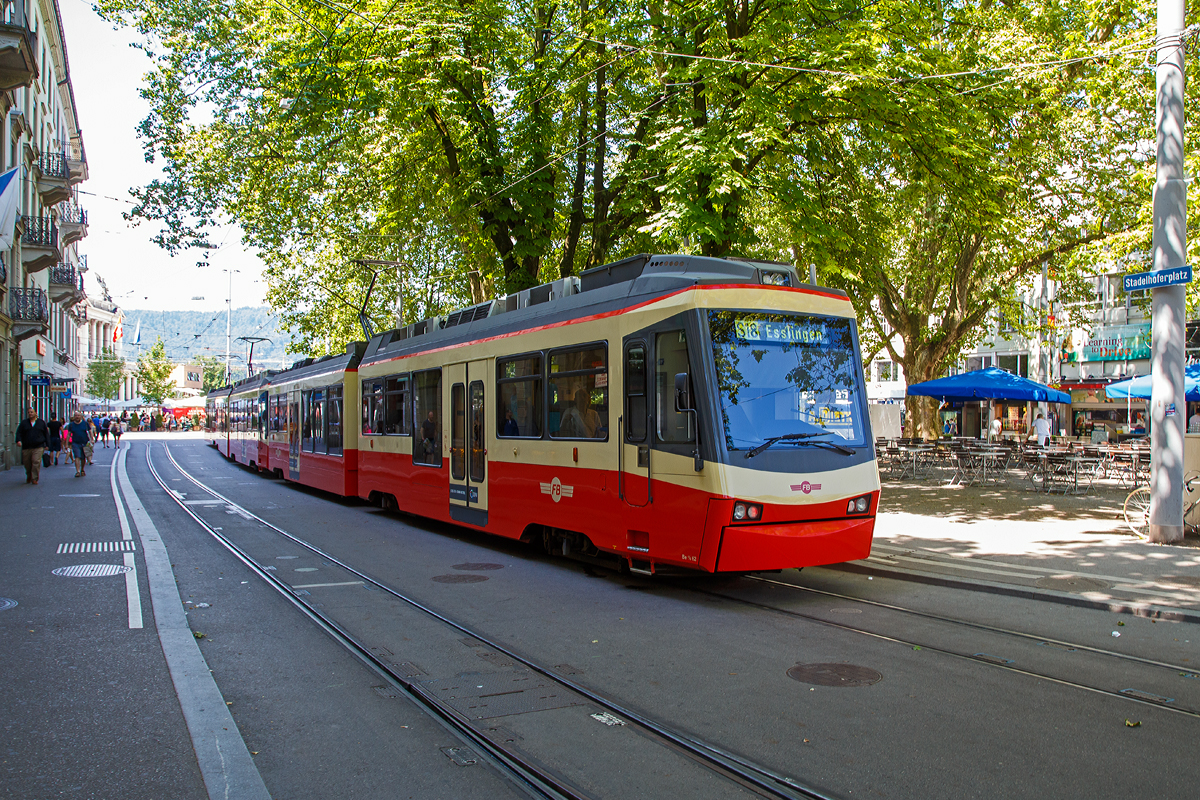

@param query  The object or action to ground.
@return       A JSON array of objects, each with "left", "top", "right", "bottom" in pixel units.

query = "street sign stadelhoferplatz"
[{"left": 1123, "top": 266, "right": 1192, "bottom": 292}]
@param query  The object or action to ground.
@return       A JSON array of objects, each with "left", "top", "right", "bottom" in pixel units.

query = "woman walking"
[
  {"left": 65, "top": 411, "right": 91, "bottom": 477},
  {"left": 112, "top": 417, "right": 123, "bottom": 447},
  {"left": 47, "top": 412, "right": 63, "bottom": 466}
]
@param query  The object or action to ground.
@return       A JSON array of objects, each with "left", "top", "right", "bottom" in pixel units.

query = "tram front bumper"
[{"left": 716, "top": 516, "right": 875, "bottom": 572}]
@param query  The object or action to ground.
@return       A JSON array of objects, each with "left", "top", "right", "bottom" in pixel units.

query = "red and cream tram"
[{"left": 209, "top": 254, "right": 878, "bottom": 574}]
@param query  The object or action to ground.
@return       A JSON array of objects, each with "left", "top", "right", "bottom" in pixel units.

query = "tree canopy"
[
  {"left": 99, "top": 0, "right": 1189, "bottom": 432},
  {"left": 85, "top": 347, "right": 125, "bottom": 403},
  {"left": 134, "top": 338, "right": 177, "bottom": 405}
]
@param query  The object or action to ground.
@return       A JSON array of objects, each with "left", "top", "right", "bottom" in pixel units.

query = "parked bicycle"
[{"left": 1123, "top": 474, "right": 1200, "bottom": 537}]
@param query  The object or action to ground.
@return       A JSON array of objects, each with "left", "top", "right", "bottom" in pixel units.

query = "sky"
[{"left": 59, "top": 0, "right": 266, "bottom": 313}]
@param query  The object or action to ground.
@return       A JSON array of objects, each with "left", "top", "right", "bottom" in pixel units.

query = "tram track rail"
[
  {"left": 146, "top": 442, "right": 835, "bottom": 800},
  {"left": 682, "top": 576, "right": 1200, "bottom": 721}
]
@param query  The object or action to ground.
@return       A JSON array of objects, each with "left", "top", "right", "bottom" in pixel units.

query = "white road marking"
[
  {"left": 56, "top": 542, "right": 137, "bottom": 554},
  {"left": 109, "top": 445, "right": 142, "bottom": 629},
  {"left": 59, "top": 494, "right": 101, "bottom": 497},
  {"left": 290, "top": 581, "right": 365, "bottom": 589},
  {"left": 121, "top": 443, "right": 271, "bottom": 800}
]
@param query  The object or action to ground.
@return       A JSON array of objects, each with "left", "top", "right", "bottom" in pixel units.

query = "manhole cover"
[
  {"left": 787, "top": 663, "right": 882, "bottom": 687},
  {"left": 0, "top": 598, "right": 16, "bottom": 611},
  {"left": 52, "top": 564, "right": 133, "bottom": 578},
  {"left": 432, "top": 574, "right": 489, "bottom": 584},
  {"left": 1035, "top": 576, "right": 1109, "bottom": 593},
  {"left": 452, "top": 563, "right": 504, "bottom": 571}
]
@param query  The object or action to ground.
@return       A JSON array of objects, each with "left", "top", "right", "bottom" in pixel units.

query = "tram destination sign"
[{"left": 1123, "top": 266, "right": 1192, "bottom": 292}]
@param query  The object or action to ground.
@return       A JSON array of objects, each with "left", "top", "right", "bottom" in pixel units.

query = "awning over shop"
[{"left": 907, "top": 367, "right": 1070, "bottom": 404}]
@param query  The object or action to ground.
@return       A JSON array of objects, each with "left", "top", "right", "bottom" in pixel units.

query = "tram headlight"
[
  {"left": 846, "top": 495, "right": 871, "bottom": 514},
  {"left": 732, "top": 502, "right": 763, "bottom": 522}
]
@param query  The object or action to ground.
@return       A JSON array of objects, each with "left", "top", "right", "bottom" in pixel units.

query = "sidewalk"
[{"left": 859, "top": 478, "right": 1200, "bottom": 619}]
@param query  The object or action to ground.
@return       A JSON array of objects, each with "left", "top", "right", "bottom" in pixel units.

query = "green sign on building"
[{"left": 1083, "top": 324, "right": 1151, "bottom": 361}]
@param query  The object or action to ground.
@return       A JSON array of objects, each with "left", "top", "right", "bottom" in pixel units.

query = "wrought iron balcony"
[
  {"left": 48, "top": 262, "right": 85, "bottom": 304},
  {"left": 0, "top": 16, "right": 36, "bottom": 92},
  {"left": 57, "top": 202, "right": 88, "bottom": 245},
  {"left": 35, "top": 151, "right": 71, "bottom": 205},
  {"left": 22, "top": 215, "right": 58, "bottom": 248},
  {"left": 38, "top": 151, "right": 69, "bottom": 179},
  {"left": 10, "top": 287, "right": 49, "bottom": 341},
  {"left": 20, "top": 215, "right": 60, "bottom": 273}
]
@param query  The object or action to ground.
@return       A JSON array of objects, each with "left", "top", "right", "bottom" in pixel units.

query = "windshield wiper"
[{"left": 745, "top": 431, "right": 851, "bottom": 458}]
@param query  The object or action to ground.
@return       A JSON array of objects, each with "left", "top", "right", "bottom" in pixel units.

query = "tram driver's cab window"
[
  {"left": 548, "top": 344, "right": 608, "bottom": 440},
  {"left": 413, "top": 369, "right": 442, "bottom": 466}
]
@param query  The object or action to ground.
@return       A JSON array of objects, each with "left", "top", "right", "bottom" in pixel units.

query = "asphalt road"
[{"left": 4, "top": 433, "right": 1200, "bottom": 799}]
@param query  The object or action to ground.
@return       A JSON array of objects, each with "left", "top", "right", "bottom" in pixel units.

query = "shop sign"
[
  {"left": 21, "top": 359, "right": 39, "bottom": 376},
  {"left": 28, "top": 376, "right": 50, "bottom": 386},
  {"left": 1083, "top": 324, "right": 1151, "bottom": 362}
]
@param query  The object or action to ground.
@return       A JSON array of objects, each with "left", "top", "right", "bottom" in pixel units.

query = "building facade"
[{"left": 0, "top": 0, "right": 89, "bottom": 467}]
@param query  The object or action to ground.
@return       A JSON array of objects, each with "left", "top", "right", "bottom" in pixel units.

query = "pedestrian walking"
[
  {"left": 65, "top": 411, "right": 91, "bottom": 477},
  {"left": 15, "top": 406, "right": 49, "bottom": 484},
  {"left": 112, "top": 418, "right": 123, "bottom": 446},
  {"left": 47, "top": 412, "right": 63, "bottom": 466},
  {"left": 84, "top": 415, "right": 97, "bottom": 465},
  {"left": 100, "top": 414, "right": 111, "bottom": 447}
]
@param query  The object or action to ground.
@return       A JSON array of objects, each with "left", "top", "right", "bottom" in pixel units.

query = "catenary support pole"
[{"left": 1150, "top": 0, "right": 1187, "bottom": 543}]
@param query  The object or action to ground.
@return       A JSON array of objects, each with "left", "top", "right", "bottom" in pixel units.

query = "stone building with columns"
[{"left": 0, "top": 0, "right": 90, "bottom": 468}]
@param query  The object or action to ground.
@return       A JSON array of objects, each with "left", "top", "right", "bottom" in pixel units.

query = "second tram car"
[{"left": 208, "top": 254, "right": 878, "bottom": 574}]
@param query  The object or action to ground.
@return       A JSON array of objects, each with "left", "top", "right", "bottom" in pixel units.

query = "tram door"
[
  {"left": 621, "top": 339, "right": 652, "bottom": 507},
  {"left": 446, "top": 360, "right": 489, "bottom": 522},
  {"left": 288, "top": 389, "right": 300, "bottom": 481}
]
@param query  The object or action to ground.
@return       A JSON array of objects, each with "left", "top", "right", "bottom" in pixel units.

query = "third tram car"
[{"left": 209, "top": 254, "right": 878, "bottom": 574}]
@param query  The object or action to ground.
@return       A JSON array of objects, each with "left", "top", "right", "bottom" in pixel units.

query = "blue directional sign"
[
  {"left": 1124, "top": 266, "right": 1192, "bottom": 292},
  {"left": 28, "top": 376, "right": 50, "bottom": 386}
]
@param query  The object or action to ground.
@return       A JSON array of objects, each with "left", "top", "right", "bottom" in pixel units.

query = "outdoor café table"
[
  {"left": 974, "top": 444, "right": 1010, "bottom": 484},
  {"left": 897, "top": 445, "right": 936, "bottom": 480}
]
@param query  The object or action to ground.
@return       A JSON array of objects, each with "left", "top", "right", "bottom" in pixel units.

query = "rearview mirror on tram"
[{"left": 674, "top": 373, "right": 693, "bottom": 411}]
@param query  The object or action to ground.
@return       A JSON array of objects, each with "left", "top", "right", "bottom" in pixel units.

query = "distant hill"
[{"left": 122, "top": 307, "right": 299, "bottom": 369}]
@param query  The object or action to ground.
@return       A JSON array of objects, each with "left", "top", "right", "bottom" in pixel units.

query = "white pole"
[
  {"left": 1150, "top": 0, "right": 1187, "bottom": 543},
  {"left": 226, "top": 270, "right": 231, "bottom": 385}
]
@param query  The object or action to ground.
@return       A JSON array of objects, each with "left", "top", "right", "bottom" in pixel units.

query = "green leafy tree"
[
  {"left": 195, "top": 355, "right": 229, "bottom": 393},
  {"left": 85, "top": 347, "right": 126, "bottom": 405},
  {"left": 100, "top": 0, "right": 1172, "bottom": 410},
  {"left": 134, "top": 338, "right": 176, "bottom": 405}
]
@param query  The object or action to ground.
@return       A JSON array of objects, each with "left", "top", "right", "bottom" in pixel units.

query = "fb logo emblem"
[
  {"left": 540, "top": 477, "right": 575, "bottom": 503},
  {"left": 790, "top": 481, "right": 822, "bottom": 494}
]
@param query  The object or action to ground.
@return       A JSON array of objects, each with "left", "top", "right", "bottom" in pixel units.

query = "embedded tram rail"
[
  {"left": 672, "top": 574, "right": 1200, "bottom": 721},
  {"left": 148, "top": 441, "right": 835, "bottom": 800}
]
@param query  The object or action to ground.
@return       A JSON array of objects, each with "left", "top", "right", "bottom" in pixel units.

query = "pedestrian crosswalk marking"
[{"left": 57, "top": 541, "right": 137, "bottom": 554}]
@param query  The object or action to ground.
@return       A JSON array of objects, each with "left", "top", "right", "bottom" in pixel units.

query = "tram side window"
[
  {"left": 384, "top": 375, "right": 409, "bottom": 434},
  {"left": 413, "top": 369, "right": 442, "bottom": 466},
  {"left": 301, "top": 391, "right": 313, "bottom": 451},
  {"left": 656, "top": 330, "right": 695, "bottom": 443},
  {"left": 312, "top": 390, "right": 326, "bottom": 454},
  {"left": 327, "top": 386, "right": 343, "bottom": 456},
  {"left": 625, "top": 343, "right": 647, "bottom": 442},
  {"left": 361, "top": 379, "right": 383, "bottom": 435},
  {"left": 548, "top": 344, "right": 608, "bottom": 440},
  {"left": 496, "top": 354, "right": 542, "bottom": 438}
]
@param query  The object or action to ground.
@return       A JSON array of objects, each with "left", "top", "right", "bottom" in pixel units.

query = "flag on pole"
[
  {"left": 133, "top": 319, "right": 141, "bottom": 345},
  {"left": 0, "top": 167, "right": 20, "bottom": 251},
  {"left": 113, "top": 313, "right": 124, "bottom": 342}
]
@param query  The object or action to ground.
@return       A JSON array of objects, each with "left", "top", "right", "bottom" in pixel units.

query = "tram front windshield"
[{"left": 708, "top": 310, "right": 867, "bottom": 450}]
